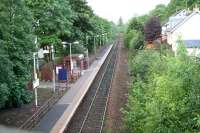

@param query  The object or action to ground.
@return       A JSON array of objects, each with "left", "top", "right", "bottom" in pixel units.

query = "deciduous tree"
[
  {"left": 144, "top": 16, "right": 161, "bottom": 43},
  {"left": 0, "top": 0, "right": 34, "bottom": 108}
]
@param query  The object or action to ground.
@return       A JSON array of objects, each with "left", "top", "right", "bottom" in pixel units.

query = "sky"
[{"left": 87, "top": 0, "right": 170, "bottom": 23}]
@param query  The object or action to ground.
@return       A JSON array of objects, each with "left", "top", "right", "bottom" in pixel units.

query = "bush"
[
  {"left": 123, "top": 44, "right": 200, "bottom": 132},
  {"left": 125, "top": 30, "right": 144, "bottom": 50},
  {"left": 22, "top": 90, "right": 33, "bottom": 104},
  {"left": 0, "top": 84, "right": 10, "bottom": 108},
  {"left": 129, "top": 49, "right": 161, "bottom": 81}
]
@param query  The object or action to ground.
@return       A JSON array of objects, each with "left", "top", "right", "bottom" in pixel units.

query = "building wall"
[
  {"left": 167, "top": 13, "right": 200, "bottom": 54},
  {"left": 187, "top": 48, "right": 200, "bottom": 57}
]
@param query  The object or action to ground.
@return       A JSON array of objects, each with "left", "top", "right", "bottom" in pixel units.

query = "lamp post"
[
  {"left": 32, "top": 20, "right": 40, "bottom": 108},
  {"left": 105, "top": 33, "right": 108, "bottom": 44},
  {"left": 33, "top": 52, "right": 38, "bottom": 107},
  {"left": 51, "top": 45, "right": 56, "bottom": 93},
  {"left": 85, "top": 36, "right": 90, "bottom": 68},
  {"left": 99, "top": 34, "right": 102, "bottom": 48},
  {"left": 62, "top": 41, "right": 79, "bottom": 76},
  {"left": 102, "top": 33, "right": 105, "bottom": 46},
  {"left": 93, "top": 36, "right": 96, "bottom": 58}
]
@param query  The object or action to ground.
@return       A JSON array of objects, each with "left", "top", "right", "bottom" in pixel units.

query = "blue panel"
[
  {"left": 58, "top": 68, "right": 68, "bottom": 81},
  {"left": 184, "top": 40, "right": 200, "bottom": 48}
]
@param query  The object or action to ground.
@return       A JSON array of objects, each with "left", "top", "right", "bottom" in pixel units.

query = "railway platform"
[{"left": 33, "top": 44, "right": 113, "bottom": 133}]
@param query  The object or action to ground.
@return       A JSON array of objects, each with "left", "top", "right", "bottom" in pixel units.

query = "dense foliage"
[
  {"left": 124, "top": 16, "right": 146, "bottom": 49},
  {"left": 25, "top": 0, "right": 74, "bottom": 46},
  {"left": 123, "top": 1, "right": 200, "bottom": 132},
  {"left": 123, "top": 41, "right": 200, "bottom": 132},
  {"left": 0, "top": 0, "right": 116, "bottom": 108},
  {"left": 0, "top": 0, "right": 34, "bottom": 108}
]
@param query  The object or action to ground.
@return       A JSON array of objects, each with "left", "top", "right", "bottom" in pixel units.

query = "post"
[
  {"left": 105, "top": 33, "right": 108, "bottom": 44},
  {"left": 33, "top": 53, "right": 38, "bottom": 107},
  {"left": 85, "top": 36, "right": 90, "bottom": 68},
  {"left": 70, "top": 43, "right": 73, "bottom": 75},
  {"left": 100, "top": 35, "right": 101, "bottom": 48},
  {"left": 34, "top": 87, "right": 38, "bottom": 108},
  {"left": 102, "top": 35, "right": 104, "bottom": 46},
  {"left": 33, "top": 53, "right": 37, "bottom": 80},
  {"left": 86, "top": 49, "right": 89, "bottom": 68},
  {"left": 51, "top": 45, "right": 56, "bottom": 93},
  {"left": 94, "top": 36, "right": 96, "bottom": 58}
]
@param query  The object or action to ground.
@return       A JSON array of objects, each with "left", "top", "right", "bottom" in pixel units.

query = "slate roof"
[
  {"left": 170, "top": 10, "right": 200, "bottom": 33},
  {"left": 184, "top": 40, "right": 200, "bottom": 48}
]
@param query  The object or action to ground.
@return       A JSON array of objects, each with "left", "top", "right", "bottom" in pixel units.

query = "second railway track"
[{"left": 65, "top": 40, "right": 119, "bottom": 133}]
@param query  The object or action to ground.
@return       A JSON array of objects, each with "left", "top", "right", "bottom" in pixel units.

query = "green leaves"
[
  {"left": 0, "top": 0, "right": 34, "bottom": 108},
  {"left": 25, "top": 0, "right": 74, "bottom": 46},
  {"left": 123, "top": 44, "right": 200, "bottom": 132},
  {"left": 0, "top": 84, "right": 10, "bottom": 108},
  {"left": 125, "top": 17, "right": 145, "bottom": 50}
]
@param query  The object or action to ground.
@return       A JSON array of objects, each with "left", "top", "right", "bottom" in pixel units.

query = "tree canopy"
[
  {"left": 144, "top": 16, "right": 161, "bottom": 43},
  {"left": 0, "top": 0, "right": 34, "bottom": 108}
]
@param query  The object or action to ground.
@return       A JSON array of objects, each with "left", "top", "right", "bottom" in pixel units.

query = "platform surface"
[{"left": 34, "top": 45, "right": 113, "bottom": 133}]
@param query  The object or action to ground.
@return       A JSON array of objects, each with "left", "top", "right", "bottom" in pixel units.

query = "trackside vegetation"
[
  {"left": 123, "top": 42, "right": 200, "bottom": 133},
  {"left": 123, "top": 0, "right": 200, "bottom": 132}
]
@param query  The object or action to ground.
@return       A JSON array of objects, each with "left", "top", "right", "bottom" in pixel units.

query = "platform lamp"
[
  {"left": 105, "top": 33, "right": 108, "bottom": 44},
  {"left": 62, "top": 41, "right": 79, "bottom": 76},
  {"left": 51, "top": 45, "right": 56, "bottom": 93},
  {"left": 32, "top": 20, "right": 40, "bottom": 108},
  {"left": 93, "top": 36, "right": 96, "bottom": 57},
  {"left": 85, "top": 36, "right": 90, "bottom": 68},
  {"left": 102, "top": 33, "right": 105, "bottom": 46}
]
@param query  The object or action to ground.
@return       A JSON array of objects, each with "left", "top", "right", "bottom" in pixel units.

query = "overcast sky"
[{"left": 87, "top": 0, "right": 170, "bottom": 23}]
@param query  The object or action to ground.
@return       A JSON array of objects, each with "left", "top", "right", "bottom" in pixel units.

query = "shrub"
[
  {"left": 125, "top": 30, "right": 144, "bottom": 50},
  {"left": 123, "top": 43, "right": 200, "bottom": 132},
  {"left": 0, "top": 84, "right": 9, "bottom": 108}
]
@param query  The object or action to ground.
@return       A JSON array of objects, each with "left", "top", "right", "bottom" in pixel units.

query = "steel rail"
[
  {"left": 99, "top": 40, "right": 119, "bottom": 133},
  {"left": 77, "top": 42, "right": 118, "bottom": 133}
]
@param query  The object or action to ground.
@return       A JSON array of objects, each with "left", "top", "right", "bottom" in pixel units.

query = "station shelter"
[{"left": 63, "top": 54, "right": 85, "bottom": 81}]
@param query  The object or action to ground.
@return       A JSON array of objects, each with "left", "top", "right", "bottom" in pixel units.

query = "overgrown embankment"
[{"left": 122, "top": 43, "right": 200, "bottom": 133}]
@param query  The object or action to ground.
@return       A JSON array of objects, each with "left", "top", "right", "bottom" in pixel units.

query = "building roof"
[
  {"left": 184, "top": 40, "right": 200, "bottom": 48},
  {"left": 162, "top": 9, "right": 189, "bottom": 29},
  {"left": 170, "top": 10, "right": 200, "bottom": 33}
]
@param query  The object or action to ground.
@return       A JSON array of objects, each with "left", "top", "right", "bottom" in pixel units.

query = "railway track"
[{"left": 65, "top": 40, "right": 119, "bottom": 133}]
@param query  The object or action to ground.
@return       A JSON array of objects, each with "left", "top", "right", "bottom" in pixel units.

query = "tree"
[
  {"left": 127, "top": 18, "right": 144, "bottom": 33},
  {"left": 118, "top": 17, "right": 123, "bottom": 26},
  {"left": 68, "top": 0, "right": 94, "bottom": 41},
  {"left": 25, "top": 0, "right": 74, "bottom": 47},
  {"left": 150, "top": 4, "right": 168, "bottom": 22},
  {"left": 144, "top": 16, "right": 161, "bottom": 43},
  {"left": 125, "top": 16, "right": 147, "bottom": 50},
  {"left": 0, "top": 0, "right": 34, "bottom": 108},
  {"left": 125, "top": 30, "right": 144, "bottom": 49}
]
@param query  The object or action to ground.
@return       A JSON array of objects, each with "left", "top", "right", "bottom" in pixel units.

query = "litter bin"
[{"left": 58, "top": 68, "right": 68, "bottom": 81}]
